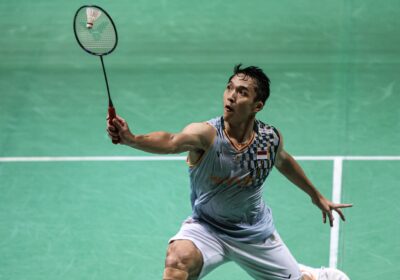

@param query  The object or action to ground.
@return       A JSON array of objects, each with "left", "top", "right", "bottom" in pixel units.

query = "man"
[{"left": 107, "top": 64, "right": 352, "bottom": 280}]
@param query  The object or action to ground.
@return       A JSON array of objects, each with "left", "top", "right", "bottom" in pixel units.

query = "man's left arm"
[{"left": 274, "top": 130, "right": 352, "bottom": 226}]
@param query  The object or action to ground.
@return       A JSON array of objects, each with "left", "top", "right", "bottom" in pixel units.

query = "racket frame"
[{"left": 73, "top": 5, "right": 118, "bottom": 57}]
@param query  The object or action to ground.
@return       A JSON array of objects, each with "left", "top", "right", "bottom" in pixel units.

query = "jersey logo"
[
  {"left": 210, "top": 175, "right": 253, "bottom": 188},
  {"left": 256, "top": 149, "right": 269, "bottom": 160}
]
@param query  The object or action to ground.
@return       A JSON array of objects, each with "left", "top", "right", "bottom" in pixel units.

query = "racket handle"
[{"left": 108, "top": 106, "right": 119, "bottom": 144}]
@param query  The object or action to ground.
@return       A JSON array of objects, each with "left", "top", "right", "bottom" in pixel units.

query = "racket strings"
[{"left": 74, "top": 7, "right": 117, "bottom": 55}]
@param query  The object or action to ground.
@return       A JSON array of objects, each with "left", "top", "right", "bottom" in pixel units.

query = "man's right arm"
[{"left": 107, "top": 115, "right": 215, "bottom": 155}]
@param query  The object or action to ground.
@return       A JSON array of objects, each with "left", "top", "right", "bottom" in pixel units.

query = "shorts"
[{"left": 169, "top": 218, "right": 302, "bottom": 280}]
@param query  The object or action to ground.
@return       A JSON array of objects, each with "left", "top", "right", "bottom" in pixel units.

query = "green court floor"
[{"left": 1, "top": 0, "right": 399, "bottom": 279}]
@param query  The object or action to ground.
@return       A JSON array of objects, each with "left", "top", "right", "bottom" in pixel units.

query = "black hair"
[{"left": 228, "top": 64, "right": 270, "bottom": 104}]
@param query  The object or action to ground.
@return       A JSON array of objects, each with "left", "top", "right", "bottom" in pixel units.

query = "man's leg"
[
  {"left": 164, "top": 218, "right": 228, "bottom": 280},
  {"left": 163, "top": 240, "right": 203, "bottom": 280}
]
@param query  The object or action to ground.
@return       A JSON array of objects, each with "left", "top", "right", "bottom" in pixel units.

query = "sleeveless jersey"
[{"left": 189, "top": 116, "right": 281, "bottom": 243}]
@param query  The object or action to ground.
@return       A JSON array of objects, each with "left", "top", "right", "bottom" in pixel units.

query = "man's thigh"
[
  {"left": 225, "top": 231, "right": 302, "bottom": 280},
  {"left": 169, "top": 218, "right": 229, "bottom": 279}
]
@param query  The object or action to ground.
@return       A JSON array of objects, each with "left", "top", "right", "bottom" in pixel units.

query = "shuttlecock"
[{"left": 86, "top": 7, "right": 101, "bottom": 29}]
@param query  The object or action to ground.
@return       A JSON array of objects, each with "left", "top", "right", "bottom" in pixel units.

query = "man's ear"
[{"left": 254, "top": 101, "right": 264, "bottom": 112}]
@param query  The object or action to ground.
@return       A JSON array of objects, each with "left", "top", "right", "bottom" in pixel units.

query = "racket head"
[{"left": 73, "top": 5, "right": 118, "bottom": 56}]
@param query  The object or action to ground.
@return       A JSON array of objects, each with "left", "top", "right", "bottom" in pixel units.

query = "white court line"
[
  {"left": 0, "top": 155, "right": 399, "bottom": 162},
  {"left": 296, "top": 156, "right": 400, "bottom": 161},
  {"left": 341, "top": 156, "right": 400, "bottom": 161},
  {"left": 0, "top": 156, "right": 186, "bottom": 162},
  {"left": 329, "top": 158, "right": 343, "bottom": 269}
]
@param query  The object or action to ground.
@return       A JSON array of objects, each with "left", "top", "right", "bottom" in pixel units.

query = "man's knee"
[{"left": 164, "top": 240, "right": 203, "bottom": 280}]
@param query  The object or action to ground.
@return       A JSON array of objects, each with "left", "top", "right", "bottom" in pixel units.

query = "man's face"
[{"left": 223, "top": 74, "right": 263, "bottom": 122}]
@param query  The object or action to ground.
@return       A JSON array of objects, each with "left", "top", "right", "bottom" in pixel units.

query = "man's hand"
[
  {"left": 106, "top": 115, "right": 133, "bottom": 145},
  {"left": 312, "top": 195, "right": 353, "bottom": 227}
]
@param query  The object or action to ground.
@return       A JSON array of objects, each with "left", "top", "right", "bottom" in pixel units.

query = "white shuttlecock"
[{"left": 86, "top": 7, "right": 101, "bottom": 29}]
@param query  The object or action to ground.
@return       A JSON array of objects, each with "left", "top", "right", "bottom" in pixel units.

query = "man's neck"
[{"left": 224, "top": 116, "right": 256, "bottom": 144}]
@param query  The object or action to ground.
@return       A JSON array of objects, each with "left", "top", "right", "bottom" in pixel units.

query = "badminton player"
[{"left": 107, "top": 64, "right": 352, "bottom": 280}]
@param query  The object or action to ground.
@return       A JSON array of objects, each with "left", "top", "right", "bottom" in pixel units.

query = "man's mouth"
[{"left": 225, "top": 105, "right": 234, "bottom": 112}]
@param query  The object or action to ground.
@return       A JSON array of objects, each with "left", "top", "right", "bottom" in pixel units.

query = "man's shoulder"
[
  {"left": 206, "top": 116, "right": 223, "bottom": 128},
  {"left": 183, "top": 122, "right": 216, "bottom": 136},
  {"left": 182, "top": 122, "right": 216, "bottom": 152},
  {"left": 256, "top": 119, "right": 278, "bottom": 131},
  {"left": 255, "top": 119, "right": 281, "bottom": 142}
]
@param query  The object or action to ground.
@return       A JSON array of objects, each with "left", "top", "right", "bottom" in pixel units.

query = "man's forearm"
[{"left": 125, "top": 131, "right": 178, "bottom": 154}]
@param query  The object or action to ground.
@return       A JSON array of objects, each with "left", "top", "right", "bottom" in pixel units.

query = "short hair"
[{"left": 228, "top": 64, "right": 271, "bottom": 104}]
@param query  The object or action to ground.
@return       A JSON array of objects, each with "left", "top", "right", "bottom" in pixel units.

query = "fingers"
[
  {"left": 115, "top": 115, "right": 126, "bottom": 123},
  {"left": 335, "top": 208, "right": 345, "bottom": 221},
  {"left": 108, "top": 133, "right": 120, "bottom": 143},
  {"left": 107, "top": 125, "right": 118, "bottom": 136},
  {"left": 106, "top": 114, "right": 123, "bottom": 144},
  {"left": 106, "top": 118, "right": 119, "bottom": 141},
  {"left": 324, "top": 204, "right": 353, "bottom": 226},
  {"left": 113, "top": 118, "right": 124, "bottom": 130},
  {"left": 109, "top": 114, "right": 127, "bottom": 130},
  {"left": 332, "top": 203, "right": 353, "bottom": 221},
  {"left": 322, "top": 210, "right": 334, "bottom": 227},
  {"left": 106, "top": 126, "right": 119, "bottom": 141},
  {"left": 328, "top": 211, "right": 334, "bottom": 227},
  {"left": 106, "top": 114, "right": 131, "bottom": 144},
  {"left": 106, "top": 119, "right": 118, "bottom": 134},
  {"left": 107, "top": 114, "right": 125, "bottom": 123},
  {"left": 336, "top": 203, "right": 353, "bottom": 208},
  {"left": 106, "top": 114, "right": 122, "bottom": 133}
]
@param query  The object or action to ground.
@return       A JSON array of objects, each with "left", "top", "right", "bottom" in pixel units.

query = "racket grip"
[{"left": 108, "top": 106, "right": 119, "bottom": 144}]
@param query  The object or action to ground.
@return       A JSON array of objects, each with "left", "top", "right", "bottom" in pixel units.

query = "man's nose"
[{"left": 227, "top": 90, "right": 236, "bottom": 102}]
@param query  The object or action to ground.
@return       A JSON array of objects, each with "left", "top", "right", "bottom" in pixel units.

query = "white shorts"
[{"left": 169, "top": 218, "right": 302, "bottom": 280}]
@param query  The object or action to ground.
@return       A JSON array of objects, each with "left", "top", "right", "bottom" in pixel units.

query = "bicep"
[
  {"left": 170, "top": 123, "right": 215, "bottom": 153},
  {"left": 169, "top": 133, "right": 203, "bottom": 153}
]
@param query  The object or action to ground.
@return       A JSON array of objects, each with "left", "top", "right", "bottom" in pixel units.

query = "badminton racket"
[{"left": 73, "top": 5, "right": 119, "bottom": 144}]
